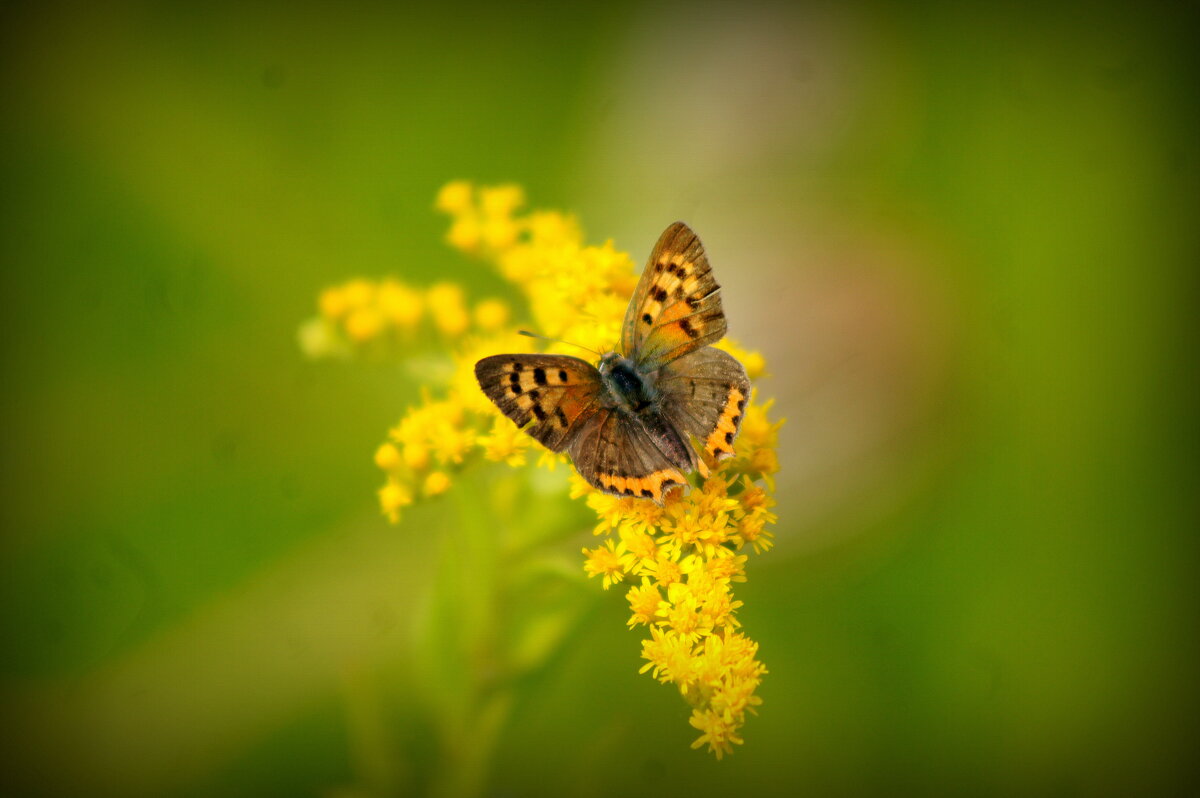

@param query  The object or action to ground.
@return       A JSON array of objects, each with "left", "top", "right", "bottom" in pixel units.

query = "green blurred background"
[{"left": 2, "top": 1, "right": 1196, "bottom": 796}]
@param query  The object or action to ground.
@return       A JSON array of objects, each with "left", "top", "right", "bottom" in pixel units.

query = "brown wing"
[
  {"left": 475, "top": 354, "right": 604, "bottom": 451},
  {"left": 620, "top": 222, "right": 728, "bottom": 371},
  {"left": 567, "top": 408, "right": 689, "bottom": 504},
  {"left": 655, "top": 347, "right": 750, "bottom": 462}
]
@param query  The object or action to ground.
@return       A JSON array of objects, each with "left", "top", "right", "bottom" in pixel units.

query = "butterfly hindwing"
[
  {"left": 621, "top": 222, "right": 728, "bottom": 371},
  {"left": 568, "top": 408, "right": 689, "bottom": 503},
  {"left": 656, "top": 347, "right": 751, "bottom": 462},
  {"left": 474, "top": 354, "right": 604, "bottom": 451}
]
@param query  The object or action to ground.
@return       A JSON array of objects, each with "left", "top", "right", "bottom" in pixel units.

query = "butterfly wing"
[
  {"left": 621, "top": 222, "right": 728, "bottom": 371},
  {"left": 568, "top": 407, "right": 689, "bottom": 503},
  {"left": 656, "top": 347, "right": 751, "bottom": 463},
  {"left": 475, "top": 354, "right": 605, "bottom": 451}
]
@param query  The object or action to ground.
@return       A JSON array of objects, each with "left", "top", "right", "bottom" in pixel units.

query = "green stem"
[{"left": 427, "top": 476, "right": 508, "bottom": 798}]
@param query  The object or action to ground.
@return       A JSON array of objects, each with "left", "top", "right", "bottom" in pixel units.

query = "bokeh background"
[{"left": 2, "top": 1, "right": 1196, "bottom": 796}]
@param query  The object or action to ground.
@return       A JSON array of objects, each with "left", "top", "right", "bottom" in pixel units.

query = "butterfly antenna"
[{"left": 518, "top": 329, "right": 602, "bottom": 357}]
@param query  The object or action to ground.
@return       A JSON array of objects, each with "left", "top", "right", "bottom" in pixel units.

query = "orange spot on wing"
[
  {"left": 704, "top": 386, "right": 746, "bottom": 459},
  {"left": 596, "top": 468, "right": 687, "bottom": 503},
  {"left": 657, "top": 300, "right": 691, "bottom": 325}
]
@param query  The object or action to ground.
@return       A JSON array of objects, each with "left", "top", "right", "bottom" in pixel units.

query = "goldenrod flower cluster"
[
  {"left": 298, "top": 276, "right": 511, "bottom": 360},
  {"left": 302, "top": 181, "right": 782, "bottom": 758},
  {"left": 577, "top": 389, "right": 781, "bottom": 758}
]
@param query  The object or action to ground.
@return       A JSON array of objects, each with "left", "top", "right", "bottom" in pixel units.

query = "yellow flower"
[
  {"left": 304, "top": 276, "right": 466, "bottom": 359},
  {"left": 435, "top": 180, "right": 474, "bottom": 214},
  {"left": 689, "top": 706, "right": 743, "bottom": 760},
  {"left": 374, "top": 442, "right": 402, "bottom": 471},
  {"left": 473, "top": 298, "right": 510, "bottom": 332},
  {"left": 714, "top": 339, "right": 767, "bottom": 381},
  {"left": 447, "top": 215, "right": 482, "bottom": 252},
  {"left": 342, "top": 278, "right": 375, "bottom": 309},
  {"left": 618, "top": 526, "right": 659, "bottom": 571},
  {"left": 477, "top": 414, "right": 531, "bottom": 466},
  {"left": 703, "top": 551, "right": 748, "bottom": 583},
  {"left": 389, "top": 395, "right": 476, "bottom": 467},
  {"left": 621, "top": 497, "right": 666, "bottom": 536},
  {"left": 643, "top": 546, "right": 684, "bottom": 589},
  {"left": 378, "top": 479, "right": 412, "bottom": 524},
  {"left": 586, "top": 490, "right": 629, "bottom": 536},
  {"left": 736, "top": 509, "right": 776, "bottom": 554},
  {"left": 377, "top": 279, "right": 423, "bottom": 327},
  {"left": 423, "top": 471, "right": 451, "bottom": 497},
  {"left": 694, "top": 579, "right": 742, "bottom": 631},
  {"left": 737, "top": 395, "right": 782, "bottom": 451},
  {"left": 402, "top": 442, "right": 430, "bottom": 471},
  {"left": 626, "top": 579, "right": 661, "bottom": 628},
  {"left": 711, "top": 673, "right": 763, "bottom": 720},
  {"left": 479, "top": 184, "right": 524, "bottom": 217},
  {"left": 526, "top": 210, "right": 580, "bottom": 249},
  {"left": 345, "top": 306, "right": 384, "bottom": 342},
  {"left": 319, "top": 286, "right": 350, "bottom": 320},
  {"left": 742, "top": 350, "right": 767, "bottom": 380},
  {"left": 639, "top": 625, "right": 697, "bottom": 685},
  {"left": 482, "top": 216, "right": 519, "bottom": 250},
  {"left": 427, "top": 283, "right": 470, "bottom": 336},
  {"left": 582, "top": 539, "right": 626, "bottom": 590},
  {"left": 657, "top": 582, "right": 715, "bottom": 644}
]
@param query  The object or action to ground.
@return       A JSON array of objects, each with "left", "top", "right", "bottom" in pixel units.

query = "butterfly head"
[{"left": 597, "top": 350, "right": 623, "bottom": 373}]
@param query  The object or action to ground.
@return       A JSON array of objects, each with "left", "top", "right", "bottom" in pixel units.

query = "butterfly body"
[
  {"left": 476, "top": 222, "right": 750, "bottom": 503},
  {"left": 598, "top": 352, "right": 656, "bottom": 412}
]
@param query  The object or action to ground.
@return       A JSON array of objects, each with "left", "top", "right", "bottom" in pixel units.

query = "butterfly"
[{"left": 475, "top": 222, "right": 750, "bottom": 503}]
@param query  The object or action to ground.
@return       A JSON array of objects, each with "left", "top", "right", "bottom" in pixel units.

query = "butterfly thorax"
[{"left": 599, "top": 352, "right": 657, "bottom": 413}]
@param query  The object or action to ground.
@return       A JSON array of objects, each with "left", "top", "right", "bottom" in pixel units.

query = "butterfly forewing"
[
  {"left": 474, "top": 354, "right": 604, "bottom": 451},
  {"left": 656, "top": 347, "right": 750, "bottom": 462},
  {"left": 621, "top": 222, "right": 728, "bottom": 371}
]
